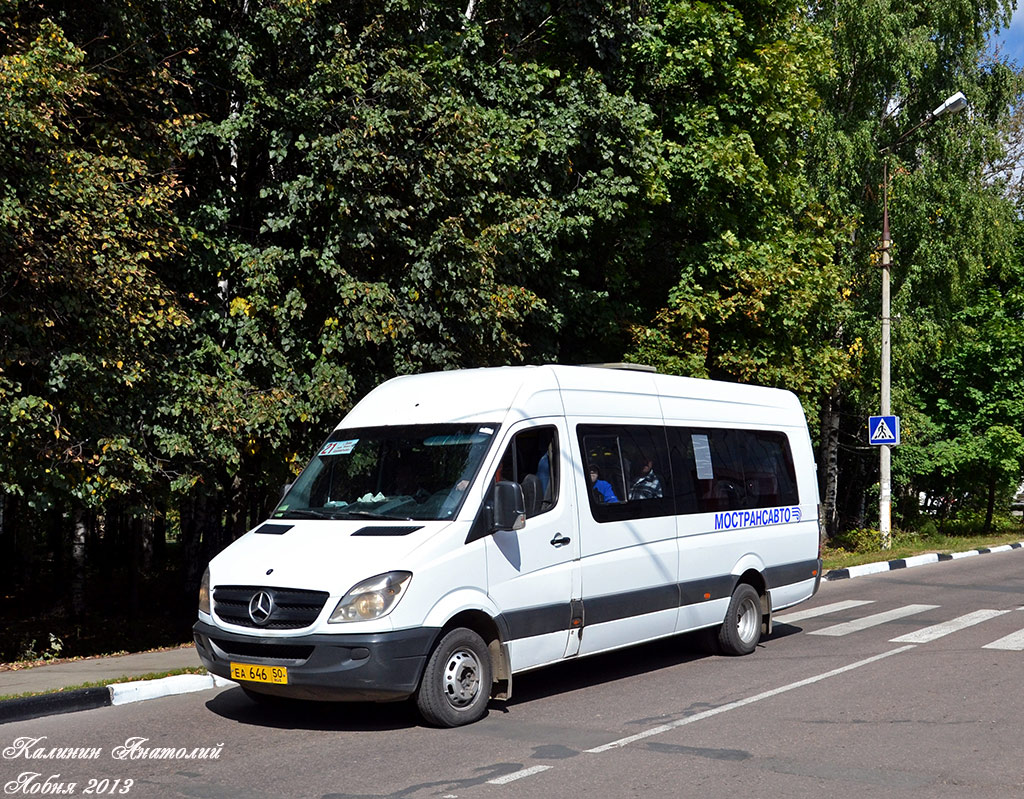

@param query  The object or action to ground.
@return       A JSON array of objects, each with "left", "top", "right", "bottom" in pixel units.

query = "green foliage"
[
  {"left": 829, "top": 526, "right": 888, "bottom": 554},
  {"left": 898, "top": 250, "right": 1024, "bottom": 525},
  {"left": 0, "top": 0, "right": 187, "bottom": 510},
  {"left": 151, "top": 0, "right": 666, "bottom": 502},
  {"left": 802, "top": 0, "right": 1022, "bottom": 531},
  {"left": 626, "top": 0, "right": 852, "bottom": 417},
  {"left": 2, "top": 0, "right": 1024, "bottom": 641},
  {"left": 16, "top": 633, "right": 62, "bottom": 663}
]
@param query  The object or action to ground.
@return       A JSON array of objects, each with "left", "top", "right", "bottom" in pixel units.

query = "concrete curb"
[
  {"left": 823, "top": 541, "right": 1024, "bottom": 581},
  {"left": 0, "top": 673, "right": 234, "bottom": 725}
]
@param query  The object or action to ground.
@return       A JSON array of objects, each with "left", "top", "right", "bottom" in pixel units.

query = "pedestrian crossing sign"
[{"left": 868, "top": 415, "right": 900, "bottom": 445}]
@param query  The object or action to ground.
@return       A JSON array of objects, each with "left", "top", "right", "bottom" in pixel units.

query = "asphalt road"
[{"left": 3, "top": 549, "right": 1024, "bottom": 799}]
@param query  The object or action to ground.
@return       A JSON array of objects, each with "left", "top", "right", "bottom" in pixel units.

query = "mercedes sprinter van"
[{"left": 194, "top": 365, "right": 822, "bottom": 726}]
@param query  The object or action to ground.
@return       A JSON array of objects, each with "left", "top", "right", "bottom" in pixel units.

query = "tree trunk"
[
  {"left": 139, "top": 515, "right": 154, "bottom": 573},
  {"left": 818, "top": 386, "right": 841, "bottom": 541},
  {"left": 128, "top": 515, "right": 155, "bottom": 620},
  {"left": 852, "top": 455, "right": 867, "bottom": 530},
  {"left": 153, "top": 511, "right": 166, "bottom": 564},
  {"left": 0, "top": 493, "right": 9, "bottom": 589},
  {"left": 983, "top": 476, "right": 996, "bottom": 533},
  {"left": 226, "top": 474, "right": 248, "bottom": 542},
  {"left": 71, "top": 508, "right": 88, "bottom": 619},
  {"left": 180, "top": 492, "right": 204, "bottom": 592}
]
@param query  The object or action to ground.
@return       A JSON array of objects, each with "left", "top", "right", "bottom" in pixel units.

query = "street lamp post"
[{"left": 877, "top": 90, "right": 967, "bottom": 550}]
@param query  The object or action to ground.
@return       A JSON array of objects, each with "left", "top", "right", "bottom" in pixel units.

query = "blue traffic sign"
[{"left": 868, "top": 415, "right": 900, "bottom": 445}]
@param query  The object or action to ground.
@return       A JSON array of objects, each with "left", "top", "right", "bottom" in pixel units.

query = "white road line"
[
  {"left": 983, "top": 628, "right": 1024, "bottom": 651},
  {"left": 890, "top": 609, "right": 1011, "bottom": 643},
  {"left": 774, "top": 600, "right": 874, "bottom": 624},
  {"left": 808, "top": 604, "right": 938, "bottom": 637},
  {"left": 584, "top": 646, "right": 916, "bottom": 754},
  {"left": 487, "top": 766, "right": 552, "bottom": 785}
]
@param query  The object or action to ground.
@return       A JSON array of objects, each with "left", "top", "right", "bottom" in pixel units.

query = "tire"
[
  {"left": 717, "top": 583, "right": 763, "bottom": 656},
  {"left": 415, "top": 628, "right": 492, "bottom": 727}
]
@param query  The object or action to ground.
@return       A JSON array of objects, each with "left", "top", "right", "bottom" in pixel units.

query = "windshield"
[{"left": 274, "top": 423, "right": 499, "bottom": 522}]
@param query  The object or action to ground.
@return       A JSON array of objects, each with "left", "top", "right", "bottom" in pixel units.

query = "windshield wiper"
[
  {"left": 274, "top": 508, "right": 343, "bottom": 520},
  {"left": 274, "top": 508, "right": 416, "bottom": 521},
  {"left": 343, "top": 510, "right": 415, "bottom": 521}
]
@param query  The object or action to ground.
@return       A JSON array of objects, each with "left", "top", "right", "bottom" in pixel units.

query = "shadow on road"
[
  {"left": 502, "top": 632, "right": 710, "bottom": 708},
  {"left": 202, "top": 630, "right": 734, "bottom": 730},
  {"left": 205, "top": 687, "right": 420, "bottom": 731},
  {"left": 203, "top": 625, "right": 803, "bottom": 730}
]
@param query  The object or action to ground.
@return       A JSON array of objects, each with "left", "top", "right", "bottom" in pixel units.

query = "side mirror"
[
  {"left": 493, "top": 481, "right": 526, "bottom": 532},
  {"left": 279, "top": 482, "right": 293, "bottom": 501}
]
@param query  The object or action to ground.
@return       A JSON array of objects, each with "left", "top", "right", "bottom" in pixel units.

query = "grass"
[
  {"left": 822, "top": 530, "right": 1024, "bottom": 571},
  {"left": 0, "top": 666, "right": 208, "bottom": 703}
]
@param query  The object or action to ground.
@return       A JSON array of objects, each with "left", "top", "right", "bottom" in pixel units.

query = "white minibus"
[{"left": 194, "top": 365, "right": 822, "bottom": 726}]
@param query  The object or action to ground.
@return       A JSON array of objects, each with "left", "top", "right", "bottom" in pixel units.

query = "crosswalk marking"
[
  {"left": 889, "top": 609, "right": 1011, "bottom": 643},
  {"left": 983, "top": 627, "right": 1024, "bottom": 651},
  {"left": 808, "top": 604, "right": 939, "bottom": 637},
  {"left": 774, "top": 600, "right": 875, "bottom": 625}
]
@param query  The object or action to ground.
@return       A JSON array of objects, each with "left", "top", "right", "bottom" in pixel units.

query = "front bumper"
[{"left": 193, "top": 620, "right": 439, "bottom": 702}]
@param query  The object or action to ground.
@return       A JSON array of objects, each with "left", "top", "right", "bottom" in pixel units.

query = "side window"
[
  {"left": 670, "top": 428, "right": 799, "bottom": 513},
  {"left": 577, "top": 425, "right": 672, "bottom": 522},
  {"left": 493, "top": 427, "right": 559, "bottom": 518}
]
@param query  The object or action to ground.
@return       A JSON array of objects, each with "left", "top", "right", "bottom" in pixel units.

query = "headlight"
[
  {"left": 329, "top": 571, "right": 412, "bottom": 623},
  {"left": 198, "top": 568, "right": 211, "bottom": 615}
]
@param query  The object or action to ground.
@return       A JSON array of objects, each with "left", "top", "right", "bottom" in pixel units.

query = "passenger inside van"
[
  {"left": 628, "top": 459, "right": 663, "bottom": 501},
  {"left": 588, "top": 464, "right": 619, "bottom": 504},
  {"left": 493, "top": 428, "right": 560, "bottom": 517}
]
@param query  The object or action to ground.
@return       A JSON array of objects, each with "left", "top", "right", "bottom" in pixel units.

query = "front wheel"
[
  {"left": 717, "top": 583, "right": 763, "bottom": 656},
  {"left": 416, "top": 628, "right": 492, "bottom": 727}
]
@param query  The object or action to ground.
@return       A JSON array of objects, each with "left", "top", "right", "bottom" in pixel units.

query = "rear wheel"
[
  {"left": 416, "top": 628, "right": 492, "bottom": 727},
  {"left": 717, "top": 583, "right": 762, "bottom": 656}
]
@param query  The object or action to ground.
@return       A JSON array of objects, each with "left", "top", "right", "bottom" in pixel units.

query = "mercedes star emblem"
[{"left": 248, "top": 590, "right": 274, "bottom": 625}]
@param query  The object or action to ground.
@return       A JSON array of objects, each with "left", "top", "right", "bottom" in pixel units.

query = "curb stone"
[
  {"left": 0, "top": 673, "right": 234, "bottom": 725},
  {"left": 823, "top": 541, "right": 1024, "bottom": 581}
]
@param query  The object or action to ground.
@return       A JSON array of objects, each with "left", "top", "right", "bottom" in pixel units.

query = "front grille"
[
  {"left": 213, "top": 585, "right": 329, "bottom": 629},
  {"left": 210, "top": 637, "right": 315, "bottom": 661}
]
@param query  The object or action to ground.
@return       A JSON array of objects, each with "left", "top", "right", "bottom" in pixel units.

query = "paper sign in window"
[{"left": 692, "top": 434, "right": 714, "bottom": 480}]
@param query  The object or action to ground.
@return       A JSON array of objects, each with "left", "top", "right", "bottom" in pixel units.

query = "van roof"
[{"left": 337, "top": 365, "right": 802, "bottom": 430}]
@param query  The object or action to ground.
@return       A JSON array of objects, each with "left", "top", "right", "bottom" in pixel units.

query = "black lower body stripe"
[
  {"left": 502, "top": 603, "right": 573, "bottom": 640},
  {"left": 497, "top": 559, "right": 820, "bottom": 641},
  {"left": 585, "top": 582, "right": 680, "bottom": 626}
]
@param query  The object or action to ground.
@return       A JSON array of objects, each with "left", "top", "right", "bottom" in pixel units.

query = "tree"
[
  {"left": 625, "top": 0, "right": 853, "bottom": 425},
  {"left": 143, "top": 0, "right": 668, "bottom": 559},
  {"left": 803, "top": 0, "right": 1018, "bottom": 535},
  {"left": 0, "top": 0, "right": 187, "bottom": 609},
  {"left": 903, "top": 248, "right": 1024, "bottom": 531}
]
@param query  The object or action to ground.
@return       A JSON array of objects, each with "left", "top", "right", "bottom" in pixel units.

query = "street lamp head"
[
  {"left": 881, "top": 91, "right": 969, "bottom": 154},
  {"left": 931, "top": 91, "right": 968, "bottom": 120}
]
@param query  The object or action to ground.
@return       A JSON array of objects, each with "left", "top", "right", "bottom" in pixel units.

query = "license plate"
[{"left": 229, "top": 662, "right": 288, "bottom": 685}]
